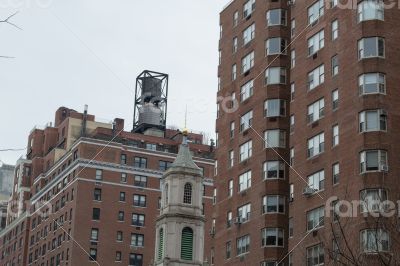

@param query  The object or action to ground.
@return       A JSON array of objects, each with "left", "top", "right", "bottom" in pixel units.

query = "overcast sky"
[{"left": 0, "top": 0, "right": 227, "bottom": 165}]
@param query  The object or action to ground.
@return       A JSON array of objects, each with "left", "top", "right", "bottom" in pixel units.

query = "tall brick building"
[
  {"left": 213, "top": 0, "right": 400, "bottom": 265},
  {"left": 0, "top": 105, "right": 215, "bottom": 266}
]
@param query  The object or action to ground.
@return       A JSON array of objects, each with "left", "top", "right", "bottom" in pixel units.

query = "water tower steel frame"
[{"left": 132, "top": 70, "right": 169, "bottom": 133}]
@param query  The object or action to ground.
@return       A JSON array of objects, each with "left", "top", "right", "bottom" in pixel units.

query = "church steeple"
[{"left": 154, "top": 129, "right": 205, "bottom": 266}]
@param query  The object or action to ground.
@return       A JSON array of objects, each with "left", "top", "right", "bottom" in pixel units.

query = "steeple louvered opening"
[
  {"left": 181, "top": 227, "right": 194, "bottom": 261},
  {"left": 158, "top": 228, "right": 164, "bottom": 261}
]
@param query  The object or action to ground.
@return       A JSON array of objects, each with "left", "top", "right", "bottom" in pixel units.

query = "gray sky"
[{"left": 0, "top": 0, "right": 227, "bottom": 165}]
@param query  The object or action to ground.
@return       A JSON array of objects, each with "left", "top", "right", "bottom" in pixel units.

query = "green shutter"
[
  {"left": 181, "top": 227, "right": 193, "bottom": 261},
  {"left": 158, "top": 228, "right": 164, "bottom": 260}
]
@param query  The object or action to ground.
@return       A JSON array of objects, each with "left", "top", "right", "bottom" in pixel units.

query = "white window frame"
[
  {"left": 262, "top": 195, "right": 285, "bottom": 214},
  {"left": 265, "top": 67, "right": 287, "bottom": 85},
  {"left": 359, "top": 109, "right": 387, "bottom": 132},
  {"left": 307, "top": 207, "right": 324, "bottom": 231},
  {"left": 240, "top": 80, "right": 254, "bottom": 102},
  {"left": 308, "top": 65, "right": 325, "bottom": 90},
  {"left": 264, "top": 99, "right": 286, "bottom": 117},
  {"left": 239, "top": 171, "right": 252, "bottom": 192},
  {"left": 360, "top": 188, "right": 388, "bottom": 213},
  {"left": 359, "top": 73, "right": 386, "bottom": 94},
  {"left": 308, "top": 0, "right": 324, "bottom": 25},
  {"left": 264, "top": 130, "right": 286, "bottom": 148},
  {"left": 243, "top": 23, "right": 255, "bottom": 46},
  {"left": 360, "top": 150, "right": 388, "bottom": 173},
  {"left": 266, "top": 37, "right": 287, "bottom": 55},
  {"left": 357, "top": 0, "right": 384, "bottom": 22},
  {"left": 240, "top": 110, "right": 253, "bottom": 132},
  {"left": 239, "top": 140, "right": 253, "bottom": 162},
  {"left": 261, "top": 228, "right": 284, "bottom": 247},
  {"left": 242, "top": 51, "right": 255, "bottom": 73},
  {"left": 307, "top": 29, "right": 324, "bottom": 55},
  {"left": 360, "top": 229, "right": 390, "bottom": 253},
  {"left": 266, "top": 9, "right": 287, "bottom": 26},
  {"left": 358, "top": 37, "right": 385, "bottom": 59},
  {"left": 307, "top": 170, "right": 325, "bottom": 192},
  {"left": 307, "top": 98, "right": 324, "bottom": 123},
  {"left": 263, "top": 161, "right": 285, "bottom": 180},
  {"left": 307, "top": 133, "right": 325, "bottom": 158}
]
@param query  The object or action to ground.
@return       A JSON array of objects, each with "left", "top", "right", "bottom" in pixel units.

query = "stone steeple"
[{"left": 154, "top": 130, "right": 205, "bottom": 266}]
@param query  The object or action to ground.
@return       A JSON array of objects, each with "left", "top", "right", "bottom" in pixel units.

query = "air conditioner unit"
[
  {"left": 303, "top": 186, "right": 316, "bottom": 196},
  {"left": 234, "top": 217, "right": 243, "bottom": 224},
  {"left": 380, "top": 165, "right": 389, "bottom": 172}
]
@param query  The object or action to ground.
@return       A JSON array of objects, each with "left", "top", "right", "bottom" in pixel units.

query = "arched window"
[
  {"left": 181, "top": 227, "right": 193, "bottom": 261},
  {"left": 164, "top": 184, "right": 169, "bottom": 205},
  {"left": 158, "top": 228, "right": 164, "bottom": 261},
  {"left": 183, "top": 183, "right": 192, "bottom": 204}
]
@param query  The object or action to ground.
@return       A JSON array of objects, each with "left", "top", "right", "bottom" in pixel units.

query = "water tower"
[{"left": 132, "top": 70, "right": 168, "bottom": 135}]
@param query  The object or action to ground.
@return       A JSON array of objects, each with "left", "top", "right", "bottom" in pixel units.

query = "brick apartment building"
[
  {"left": 213, "top": 0, "right": 400, "bottom": 265},
  {"left": 0, "top": 105, "right": 215, "bottom": 266}
]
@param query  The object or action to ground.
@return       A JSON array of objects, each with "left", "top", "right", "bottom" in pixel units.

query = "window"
[
  {"left": 359, "top": 73, "right": 385, "bottom": 94},
  {"left": 332, "top": 89, "right": 339, "bottom": 110},
  {"left": 228, "top": 180, "right": 233, "bottom": 197},
  {"left": 360, "top": 189, "right": 388, "bottom": 213},
  {"left": 332, "top": 163, "right": 339, "bottom": 185},
  {"left": 289, "top": 218, "right": 293, "bottom": 238},
  {"left": 360, "top": 229, "right": 389, "bottom": 252},
  {"left": 331, "top": 55, "right": 339, "bottom": 76},
  {"left": 226, "top": 241, "right": 231, "bottom": 259},
  {"left": 134, "top": 157, "right": 147, "bottom": 168},
  {"left": 330, "top": 0, "right": 338, "bottom": 8},
  {"left": 308, "top": 65, "right": 324, "bottom": 90},
  {"left": 358, "top": 0, "right": 384, "bottom": 22},
  {"left": 233, "top": 37, "right": 238, "bottom": 53},
  {"left": 243, "top": 0, "right": 255, "bottom": 17},
  {"left": 121, "top": 173, "right": 127, "bottom": 183},
  {"left": 240, "top": 80, "right": 254, "bottom": 102},
  {"left": 266, "top": 37, "right": 286, "bottom": 55},
  {"left": 307, "top": 207, "right": 324, "bottom": 231},
  {"left": 131, "top": 234, "right": 144, "bottom": 247},
  {"left": 360, "top": 150, "right": 387, "bottom": 173},
  {"left": 131, "top": 213, "right": 145, "bottom": 226},
  {"left": 159, "top": 161, "right": 172, "bottom": 171},
  {"left": 262, "top": 195, "right": 285, "bottom": 214},
  {"left": 119, "top": 192, "right": 126, "bottom": 202},
  {"left": 233, "top": 11, "right": 239, "bottom": 27},
  {"left": 291, "top": 19, "right": 295, "bottom": 37},
  {"left": 358, "top": 37, "right": 384, "bottom": 59},
  {"left": 230, "top": 122, "right": 235, "bottom": 138},
  {"left": 241, "top": 51, "right": 255, "bottom": 73},
  {"left": 332, "top": 125, "right": 339, "bottom": 146},
  {"left": 290, "top": 115, "right": 294, "bottom": 133},
  {"left": 134, "top": 176, "right": 147, "bottom": 187},
  {"left": 307, "top": 98, "right": 324, "bottom": 123},
  {"left": 265, "top": 67, "right": 286, "bottom": 85},
  {"left": 133, "top": 195, "right": 146, "bottom": 207},
  {"left": 359, "top": 110, "right": 387, "bottom": 132},
  {"left": 307, "top": 170, "right": 325, "bottom": 192},
  {"left": 95, "top": 169, "right": 102, "bottom": 181},
  {"left": 229, "top": 150, "right": 234, "bottom": 168},
  {"left": 264, "top": 130, "right": 286, "bottom": 148},
  {"left": 227, "top": 211, "right": 233, "bottom": 228},
  {"left": 331, "top": 19, "right": 338, "bottom": 40},
  {"left": 120, "top": 154, "right": 127, "bottom": 165},
  {"left": 181, "top": 227, "right": 194, "bottom": 261},
  {"left": 243, "top": 23, "right": 255, "bottom": 45},
  {"left": 291, "top": 49, "right": 295, "bottom": 68},
  {"left": 232, "top": 64, "right": 237, "bottom": 81},
  {"left": 183, "top": 183, "right": 192, "bottom": 204},
  {"left": 239, "top": 171, "right": 251, "bottom": 192},
  {"left": 307, "top": 132, "right": 325, "bottom": 158},
  {"left": 240, "top": 110, "right": 253, "bottom": 131},
  {"left": 238, "top": 203, "right": 251, "bottom": 223},
  {"left": 129, "top": 253, "right": 143, "bottom": 266},
  {"left": 308, "top": 0, "right": 324, "bottom": 25},
  {"left": 91, "top": 228, "right": 99, "bottom": 241},
  {"left": 117, "top": 231, "right": 123, "bottom": 241},
  {"left": 118, "top": 211, "right": 125, "bottom": 221},
  {"left": 116, "top": 251, "right": 122, "bottom": 262},
  {"left": 266, "top": 9, "right": 287, "bottom": 26},
  {"left": 89, "top": 248, "right": 97, "bottom": 261},
  {"left": 307, "top": 244, "right": 324, "bottom": 266},
  {"left": 290, "top": 83, "right": 295, "bottom": 101},
  {"left": 239, "top": 140, "right": 252, "bottom": 162},
  {"left": 93, "top": 188, "right": 102, "bottom": 201},
  {"left": 308, "top": 30, "right": 324, "bottom": 55},
  {"left": 263, "top": 161, "right": 285, "bottom": 179},
  {"left": 92, "top": 208, "right": 100, "bottom": 220},
  {"left": 290, "top": 148, "right": 294, "bottom": 166},
  {"left": 146, "top": 143, "right": 157, "bottom": 150},
  {"left": 236, "top": 235, "right": 250, "bottom": 255},
  {"left": 212, "top": 188, "right": 217, "bottom": 205},
  {"left": 261, "top": 228, "right": 284, "bottom": 247},
  {"left": 264, "top": 99, "right": 286, "bottom": 117}
]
